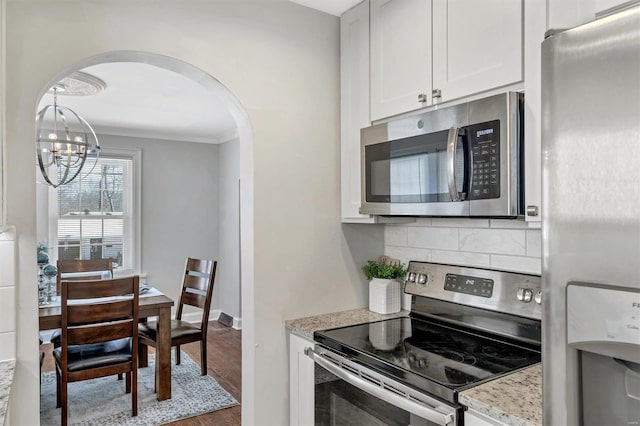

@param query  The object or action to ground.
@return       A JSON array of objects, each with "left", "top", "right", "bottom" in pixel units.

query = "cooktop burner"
[{"left": 314, "top": 316, "right": 540, "bottom": 403}]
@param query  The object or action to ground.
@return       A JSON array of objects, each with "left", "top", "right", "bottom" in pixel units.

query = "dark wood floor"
[{"left": 41, "top": 321, "right": 242, "bottom": 425}]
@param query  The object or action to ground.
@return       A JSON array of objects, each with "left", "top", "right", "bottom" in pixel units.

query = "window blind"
[{"left": 56, "top": 157, "right": 132, "bottom": 270}]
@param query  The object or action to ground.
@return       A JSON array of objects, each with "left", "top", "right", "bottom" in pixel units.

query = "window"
[{"left": 51, "top": 150, "right": 139, "bottom": 275}]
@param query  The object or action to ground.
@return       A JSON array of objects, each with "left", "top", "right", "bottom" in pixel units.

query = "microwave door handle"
[{"left": 446, "top": 127, "right": 460, "bottom": 202}]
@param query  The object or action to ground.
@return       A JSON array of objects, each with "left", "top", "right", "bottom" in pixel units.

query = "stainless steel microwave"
[{"left": 360, "top": 92, "right": 523, "bottom": 217}]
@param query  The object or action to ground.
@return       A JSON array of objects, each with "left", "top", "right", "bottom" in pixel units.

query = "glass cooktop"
[{"left": 314, "top": 316, "right": 541, "bottom": 403}]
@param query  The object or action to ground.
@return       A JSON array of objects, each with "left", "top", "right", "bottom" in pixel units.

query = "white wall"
[
  {"left": 4, "top": 2, "right": 377, "bottom": 425},
  {"left": 218, "top": 138, "right": 241, "bottom": 323},
  {"left": 99, "top": 134, "right": 221, "bottom": 309}
]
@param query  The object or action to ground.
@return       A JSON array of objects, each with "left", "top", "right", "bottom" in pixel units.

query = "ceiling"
[
  {"left": 37, "top": 62, "right": 238, "bottom": 144},
  {"left": 287, "top": 0, "right": 361, "bottom": 16}
]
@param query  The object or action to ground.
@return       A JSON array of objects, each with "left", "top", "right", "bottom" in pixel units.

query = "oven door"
[{"left": 306, "top": 346, "right": 458, "bottom": 426}]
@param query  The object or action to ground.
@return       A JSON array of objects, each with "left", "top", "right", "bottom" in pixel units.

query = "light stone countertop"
[
  {"left": 0, "top": 360, "right": 15, "bottom": 425},
  {"left": 459, "top": 363, "right": 542, "bottom": 426},
  {"left": 285, "top": 307, "right": 409, "bottom": 340}
]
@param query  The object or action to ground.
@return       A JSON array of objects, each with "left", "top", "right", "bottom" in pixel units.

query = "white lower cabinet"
[
  {"left": 465, "top": 408, "right": 509, "bottom": 426},
  {"left": 289, "top": 333, "right": 314, "bottom": 426}
]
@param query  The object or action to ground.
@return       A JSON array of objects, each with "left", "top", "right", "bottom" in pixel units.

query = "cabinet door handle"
[
  {"left": 417, "top": 93, "right": 428, "bottom": 104},
  {"left": 526, "top": 205, "right": 539, "bottom": 217},
  {"left": 432, "top": 89, "right": 442, "bottom": 100}
]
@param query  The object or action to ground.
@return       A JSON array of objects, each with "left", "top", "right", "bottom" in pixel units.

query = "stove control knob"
[
  {"left": 534, "top": 290, "right": 542, "bottom": 305},
  {"left": 418, "top": 274, "right": 427, "bottom": 284},
  {"left": 408, "top": 272, "right": 416, "bottom": 282},
  {"left": 523, "top": 289, "right": 533, "bottom": 303},
  {"left": 516, "top": 288, "right": 525, "bottom": 301}
]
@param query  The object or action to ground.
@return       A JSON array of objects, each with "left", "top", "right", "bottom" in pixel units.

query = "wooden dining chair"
[
  {"left": 56, "top": 258, "right": 114, "bottom": 295},
  {"left": 54, "top": 276, "right": 139, "bottom": 426},
  {"left": 138, "top": 258, "right": 217, "bottom": 377},
  {"left": 51, "top": 258, "right": 115, "bottom": 348}
]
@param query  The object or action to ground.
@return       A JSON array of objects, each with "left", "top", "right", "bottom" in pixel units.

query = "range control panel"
[
  {"left": 444, "top": 273, "right": 494, "bottom": 298},
  {"left": 404, "top": 261, "right": 542, "bottom": 320}
]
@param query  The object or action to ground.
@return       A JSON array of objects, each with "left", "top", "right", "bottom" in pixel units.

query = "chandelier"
[{"left": 35, "top": 84, "right": 100, "bottom": 188}]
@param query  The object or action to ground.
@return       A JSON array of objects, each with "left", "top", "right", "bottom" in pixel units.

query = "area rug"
[{"left": 40, "top": 351, "right": 238, "bottom": 425}]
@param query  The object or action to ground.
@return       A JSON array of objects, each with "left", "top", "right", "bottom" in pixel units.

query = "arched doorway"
[{"left": 34, "top": 50, "right": 253, "bottom": 424}]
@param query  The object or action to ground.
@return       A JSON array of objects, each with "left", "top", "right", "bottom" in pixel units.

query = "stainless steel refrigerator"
[{"left": 542, "top": 3, "right": 640, "bottom": 425}]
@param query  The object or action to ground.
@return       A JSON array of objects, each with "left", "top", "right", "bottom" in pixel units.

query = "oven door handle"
[
  {"left": 305, "top": 347, "right": 456, "bottom": 426},
  {"left": 446, "top": 127, "right": 460, "bottom": 202}
]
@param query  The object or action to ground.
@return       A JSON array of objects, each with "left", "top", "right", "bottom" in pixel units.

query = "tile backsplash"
[
  {"left": 384, "top": 218, "right": 541, "bottom": 275},
  {"left": 0, "top": 226, "right": 16, "bottom": 360}
]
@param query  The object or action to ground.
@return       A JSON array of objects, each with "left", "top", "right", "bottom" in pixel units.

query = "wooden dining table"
[{"left": 39, "top": 290, "right": 175, "bottom": 401}]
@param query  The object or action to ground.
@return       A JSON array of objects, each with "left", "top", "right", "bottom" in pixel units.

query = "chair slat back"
[
  {"left": 180, "top": 291, "right": 207, "bottom": 310},
  {"left": 67, "top": 319, "right": 135, "bottom": 346},
  {"left": 183, "top": 274, "right": 209, "bottom": 292},
  {"left": 56, "top": 259, "right": 114, "bottom": 294},
  {"left": 65, "top": 277, "right": 132, "bottom": 299},
  {"left": 61, "top": 276, "right": 139, "bottom": 347},
  {"left": 58, "top": 259, "right": 113, "bottom": 274},
  {"left": 67, "top": 299, "right": 134, "bottom": 325},
  {"left": 176, "top": 258, "right": 217, "bottom": 326}
]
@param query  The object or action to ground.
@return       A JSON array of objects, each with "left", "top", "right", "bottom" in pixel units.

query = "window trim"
[{"left": 49, "top": 146, "right": 141, "bottom": 277}]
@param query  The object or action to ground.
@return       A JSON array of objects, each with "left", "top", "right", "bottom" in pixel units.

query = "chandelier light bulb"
[{"left": 48, "top": 132, "right": 58, "bottom": 140}]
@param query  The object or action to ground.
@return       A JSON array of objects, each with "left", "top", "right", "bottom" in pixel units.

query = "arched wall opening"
[{"left": 33, "top": 50, "right": 254, "bottom": 422}]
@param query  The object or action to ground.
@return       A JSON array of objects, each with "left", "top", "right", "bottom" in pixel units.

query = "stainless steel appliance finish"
[
  {"left": 405, "top": 262, "right": 541, "bottom": 321},
  {"left": 567, "top": 283, "right": 640, "bottom": 425},
  {"left": 360, "top": 92, "right": 523, "bottom": 217},
  {"left": 542, "top": 5, "right": 640, "bottom": 425},
  {"left": 309, "top": 262, "right": 542, "bottom": 426},
  {"left": 305, "top": 346, "right": 458, "bottom": 426}
]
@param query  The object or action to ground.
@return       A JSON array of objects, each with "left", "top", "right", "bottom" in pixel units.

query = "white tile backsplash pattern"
[
  {"left": 0, "top": 227, "right": 17, "bottom": 361},
  {"left": 384, "top": 219, "right": 542, "bottom": 275},
  {"left": 459, "top": 228, "right": 526, "bottom": 255}
]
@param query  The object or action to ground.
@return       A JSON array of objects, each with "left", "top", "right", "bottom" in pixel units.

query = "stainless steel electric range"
[{"left": 307, "top": 261, "right": 542, "bottom": 426}]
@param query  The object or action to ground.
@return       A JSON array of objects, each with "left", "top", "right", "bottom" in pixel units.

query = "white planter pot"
[{"left": 368, "top": 278, "right": 401, "bottom": 314}]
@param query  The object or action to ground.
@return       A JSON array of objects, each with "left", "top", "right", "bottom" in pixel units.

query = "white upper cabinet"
[
  {"left": 341, "top": 0, "right": 533, "bottom": 223},
  {"left": 369, "top": 0, "right": 524, "bottom": 119},
  {"left": 341, "top": 0, "right": 375, "bottom": 222},
  {"left": 370, "top": 0, "right": 432, "bottom": 121},
  {"left": 432, "top": 0, "right": 523, "bottom": 104},
  {"left": 547, "top": 0, "right": 632, "bottom": 30},
  {"left": 523, "top": 0, "right": 546, "bottom": 222}
]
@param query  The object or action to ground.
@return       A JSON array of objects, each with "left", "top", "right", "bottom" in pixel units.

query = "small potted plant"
[{"left": 362, "top": 256, "right": 407, "bottom": 314}]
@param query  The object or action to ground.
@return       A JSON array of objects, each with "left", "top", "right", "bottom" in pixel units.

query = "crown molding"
[{"left": 91, "top": 124, "right": 236, "bottom": 145}]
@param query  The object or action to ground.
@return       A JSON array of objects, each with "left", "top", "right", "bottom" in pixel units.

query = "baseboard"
[
  {"left": 232, "top": 317, "right": 242, "bottom": 330},
  {"left": 182, "top": 310, "right": 242, "bottom": 330}
]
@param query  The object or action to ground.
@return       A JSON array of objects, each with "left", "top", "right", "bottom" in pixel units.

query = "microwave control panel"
[{"left": 468, "top": 120, "right": 500, "bottom": 200}]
